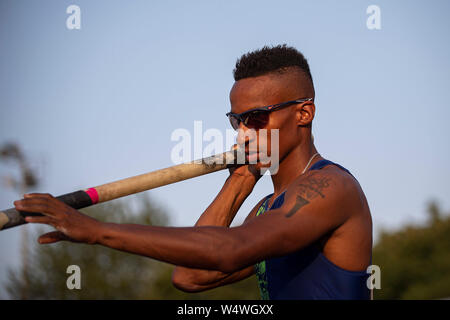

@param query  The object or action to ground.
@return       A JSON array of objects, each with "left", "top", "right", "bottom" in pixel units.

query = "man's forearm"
[
  {"left": 96, "top": 222, "right": 240, "bottom": 272},
  {"left": 196, "top": 174, "right": 255, "bottom": 227},
  {"left": 171, "top": 173, "right": 255, "bottom": 290}
]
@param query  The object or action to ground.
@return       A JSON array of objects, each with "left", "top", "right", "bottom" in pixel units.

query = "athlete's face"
[{"left": 229, "top": 72, "right": 315, "bottom": 171}]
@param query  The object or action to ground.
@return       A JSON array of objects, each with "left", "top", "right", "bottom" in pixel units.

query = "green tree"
[
  {"left": 373, "top": 201, "right": 450, "bottom": 299},
  {"left": 5, "top": 194, "right": 260, "bottom": 299}
]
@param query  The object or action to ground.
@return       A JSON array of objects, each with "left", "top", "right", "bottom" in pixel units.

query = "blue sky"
[{"left": 1, "top": 0, "right": 449, "bottom": 297}]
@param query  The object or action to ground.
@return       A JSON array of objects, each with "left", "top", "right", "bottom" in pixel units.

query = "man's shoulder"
[{"left": 285, "top": 163, "right": 364, "bottom": 211}]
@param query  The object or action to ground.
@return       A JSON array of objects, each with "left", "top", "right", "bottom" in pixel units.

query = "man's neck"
[{"left": 270, "top": 140, "right": 319, "bottom": 196}]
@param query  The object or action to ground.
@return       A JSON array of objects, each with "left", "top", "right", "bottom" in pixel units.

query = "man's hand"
[
  {"left": 228, "top": 144, "right": 262, "bottom": 186},
  {"left": 228, "top": 164, "right": 261, "bottom": 183},
  {"left": 13, "top": 193, "right": 102, "bottom": 245}
]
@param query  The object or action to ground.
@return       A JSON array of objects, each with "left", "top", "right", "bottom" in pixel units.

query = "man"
[{"left": 14, "top": 45, "right": 372, "bottom": 299}]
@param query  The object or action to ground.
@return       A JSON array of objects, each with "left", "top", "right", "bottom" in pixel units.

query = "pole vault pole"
[{"left": 0, "top": 148, "right": 245, "bottom": 231}]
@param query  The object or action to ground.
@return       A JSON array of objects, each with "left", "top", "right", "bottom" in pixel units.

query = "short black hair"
[{"left": 233, "top": 44, "right": 313, "bottom": 87}]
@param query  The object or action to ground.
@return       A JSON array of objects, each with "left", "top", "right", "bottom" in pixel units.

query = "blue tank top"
[{"left": 254, "top": 159, "right": 370, "bottom": 300}]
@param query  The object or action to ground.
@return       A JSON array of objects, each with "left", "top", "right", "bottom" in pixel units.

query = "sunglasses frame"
[{"left": 226, "top": 97, "right": 314, "bottom": 130}]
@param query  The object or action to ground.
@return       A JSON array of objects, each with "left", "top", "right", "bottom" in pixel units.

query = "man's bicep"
[
  {"left": 234, "top": 177, "right": 350, "bottom": 263},
  {"left": 238, "top": 206, "right": 338, "bottom": 261}
]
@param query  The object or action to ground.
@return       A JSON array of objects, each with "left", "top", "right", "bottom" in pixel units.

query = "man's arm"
[
  {"left": 16, "top": 170, "right": 354, "bottom": 274},
  {"left": 171, "top": 208, "right": 261, "bottom": 292},
  {"left": 171, "top": 168, "right": 264, "bottom": 292}
]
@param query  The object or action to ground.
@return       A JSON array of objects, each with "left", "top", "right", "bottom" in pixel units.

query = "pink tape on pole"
[{"left": 85, "top": 188, "right": 99, "bottom": 204}]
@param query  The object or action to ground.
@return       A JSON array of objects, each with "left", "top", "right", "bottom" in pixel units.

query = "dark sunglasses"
[{"left": 226, "top": 98, "right": 314, "bottom": 130}]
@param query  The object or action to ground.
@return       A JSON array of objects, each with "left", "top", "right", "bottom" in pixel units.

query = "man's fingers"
[
  {"left": 25, "top": 215, "right": 57, "bottom": 226},
  {"left": 14, "top": 197, "right": 62, "bottom": 218},
  {"left": 23, "top": 193, "right": 53, "bottom": 199},
  {"left": 38, "top": 231, "right": 68, "bottom": 244}
]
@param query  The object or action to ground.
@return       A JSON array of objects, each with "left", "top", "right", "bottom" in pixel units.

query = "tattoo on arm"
[
  {"left": 285, "top": 196, "right": 309, "bottom": 217},
  {"left": 285, "top": 174, "right": 331, "bottom": 218}
]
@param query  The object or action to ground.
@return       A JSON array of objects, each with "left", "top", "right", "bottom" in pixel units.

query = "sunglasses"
[{"left": 226, "top": 98, "right": 314, "bottom": 130}]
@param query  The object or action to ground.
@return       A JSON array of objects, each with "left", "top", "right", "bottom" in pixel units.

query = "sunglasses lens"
[
  {"left": 245, "top": 111, "right": 269, "bottom": 129},
  {"left": 228, "top": 115, "right": 240, "bottom": 130}
]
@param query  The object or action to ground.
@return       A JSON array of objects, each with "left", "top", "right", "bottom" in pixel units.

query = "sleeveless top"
[{"left": 254, "top": 159, "right": 370, "bottom": 300}]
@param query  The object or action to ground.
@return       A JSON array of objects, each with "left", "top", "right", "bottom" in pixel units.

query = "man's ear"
[{"left": 295, "top": 102, "right": 315, "bottom": 126}]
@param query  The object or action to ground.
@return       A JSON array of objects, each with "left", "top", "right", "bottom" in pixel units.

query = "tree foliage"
[
  {"left": 373, "top": 201, "right": 450, "bottom": 299},
  {"left": 5, "top": 195, "right": 259, "bottom": 299}
]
